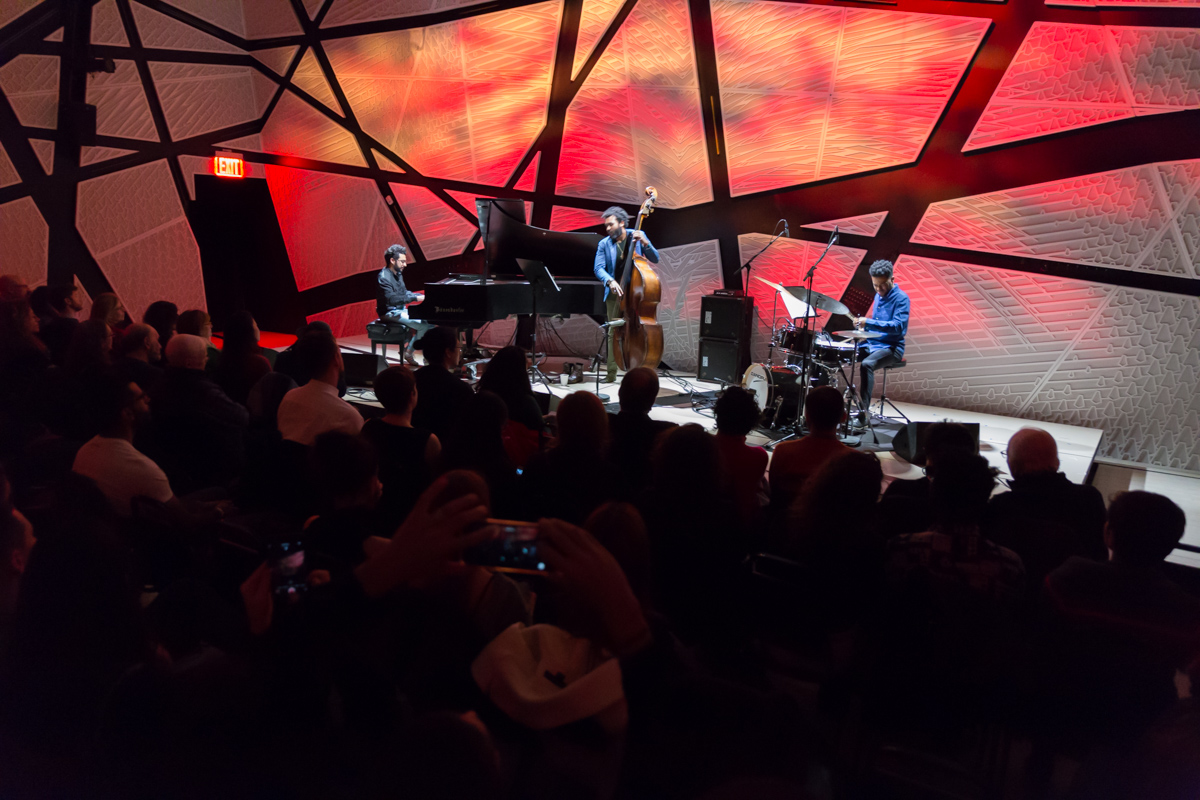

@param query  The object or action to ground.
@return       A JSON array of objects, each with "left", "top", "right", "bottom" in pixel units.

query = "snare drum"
[{"left": 812, "top": 335, "right": 856, "bottom": 366}]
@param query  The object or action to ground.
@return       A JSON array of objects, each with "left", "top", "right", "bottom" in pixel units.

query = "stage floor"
[{"left": 335, "top": 334, "right": 1104, "bottom": 494}]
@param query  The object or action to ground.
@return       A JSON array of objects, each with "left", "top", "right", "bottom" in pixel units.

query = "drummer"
[{"left": 851, "top": 259, "right": 910, "bottom": 414}]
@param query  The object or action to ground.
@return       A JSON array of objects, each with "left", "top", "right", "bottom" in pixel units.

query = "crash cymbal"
[
  {"left": 752, "top": 276, "right": 816, "bottom": 318},
  {"left": 783, "top": 287, "right": 850, "bottom": 317},
  {"left": 831, "top": 329, "right": 884, "bottom": 340}
]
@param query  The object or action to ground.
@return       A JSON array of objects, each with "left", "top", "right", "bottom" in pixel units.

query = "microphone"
[
  {"left": 783, "top": 220, "right": 789, "bottom": 238},
  {"left": 831, "top": 225, "right": 839, "bottom": 245}
]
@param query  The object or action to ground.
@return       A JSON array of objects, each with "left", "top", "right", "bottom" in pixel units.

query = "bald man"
[
  {"left": 149, "top": 333, "right": 248, "bottom": 493},
  {"left": 985, "top": 427, "right": 1108, "bottom": 591},
  {"left": 114, "top": 323, "right": 163, "bottom": 392}
]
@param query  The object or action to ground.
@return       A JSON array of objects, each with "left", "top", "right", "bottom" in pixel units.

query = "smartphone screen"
[
  {"left": 268, "top": 541, "right": 308, "bottom": 597},
  {"left": 463, "top": 519, "right": 546, "bottom": 575}
]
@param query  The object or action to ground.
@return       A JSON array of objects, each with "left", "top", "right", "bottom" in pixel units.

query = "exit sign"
[{"left": 213, "top": 152, "right": 244, "bottom": 178}]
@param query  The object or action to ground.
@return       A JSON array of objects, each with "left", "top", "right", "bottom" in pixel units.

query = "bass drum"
[{"left": 742, "top": 364, "right": 803, "bottom": 424}]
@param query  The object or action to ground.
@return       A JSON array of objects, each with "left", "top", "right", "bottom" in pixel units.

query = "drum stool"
[{"left": 874, "top": 359, "right": 909, "bottom": 423}]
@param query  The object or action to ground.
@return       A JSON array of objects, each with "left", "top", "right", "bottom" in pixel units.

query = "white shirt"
[
  {"left": 277, "top": 379, "right": 364, "bottom": 446},
  {"left": 72, "top": 435, "right": 175, "bottom": 515}
]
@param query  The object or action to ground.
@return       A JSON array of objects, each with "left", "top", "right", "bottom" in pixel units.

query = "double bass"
[{"left": 613, "top": 186, "right": 663, "bottom": 371}]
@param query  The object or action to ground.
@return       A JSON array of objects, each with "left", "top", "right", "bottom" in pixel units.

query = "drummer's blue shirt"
[{"left": 864, "top": 284, "right": 910, "bottom": 356}]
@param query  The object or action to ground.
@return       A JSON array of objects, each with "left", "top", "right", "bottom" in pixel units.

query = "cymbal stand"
[
  {"left": 789, "top": 227, "right": 839, "bottom": 433},
  {"left": 741, "top": 220, "right": 788, "bottom": 365}
]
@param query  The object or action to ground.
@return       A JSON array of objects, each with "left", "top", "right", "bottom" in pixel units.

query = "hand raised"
[
  {"left": 354, "top": 476, "right": 492, "bottom": 598},
  {"left": 537, "top": 519, "right": 651, "bottom": 656}
]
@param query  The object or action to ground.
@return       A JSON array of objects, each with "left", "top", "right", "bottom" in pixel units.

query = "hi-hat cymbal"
[
  {"left": 831, "top": 329, "right": 883, "bottom": 340},
  {"left": 751, "top": 276, "right": 816, "bottom": 318},
  {"left": 783, "top": 287, "right": 850, "bottom": 317}
]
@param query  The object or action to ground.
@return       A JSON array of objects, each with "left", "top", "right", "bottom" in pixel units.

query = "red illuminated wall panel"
[
  {"left": 911, "top": 159, "right": 1200, "bottom": 279},
  {"left": 557, "top": 0, "right": 713, "bottom": 209},
  {"left": 0, "top": 54, "right": 59, "bottom": 130},
  {"left": 965, "top": 23, "right": 1200, "bottom": 151},
  {"left": 390, "top": 183, "right": 476, "bottom": 261},
  {"left": 266, "top": 166, "right": 403, "bottom": 290},
  {"left": 307, "top": 300, "right": 379, "bottom": 339},
  {"left": 0, "top": 197, "right": 49, "bottom": 289},
  {"left": 260, "top": 91, "right": 367, "bottom": 167},
  {"left": 76, "top": 160, "right": 207, "bottom": 322},
  {"left": 149, "top": 62, "right": 265, "bottom": 141},
  {"left": 712, "top": 0, "right": 988, "bottom": 196},
  {"left": 551, "top": 206, "right": 603, "bottom": 232},
  {"left": 323, "top": 1, "right": 560, "bottom": 186},
  {"left": 802, "top": 212, "right": 888, "bottom": 237},
  {"left": 573, "top": 0, "right": 624, "bottom": 79}
]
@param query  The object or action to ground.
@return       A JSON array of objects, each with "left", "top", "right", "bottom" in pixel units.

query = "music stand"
[{"left": 517, "top": 257, "right": 558, "bottom": 391}]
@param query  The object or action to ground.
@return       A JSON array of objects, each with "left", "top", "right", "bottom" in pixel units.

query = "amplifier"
[
  {"left": 698, "top": 337, "right": 749, "bottom": 384},
  {"left": 700, "top": 293, "right": 754, "bottom": 341}
]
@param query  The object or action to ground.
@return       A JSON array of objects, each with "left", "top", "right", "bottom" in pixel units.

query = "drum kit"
[{"left": 740, "top": 276, "right": 882, "bottom": 440}]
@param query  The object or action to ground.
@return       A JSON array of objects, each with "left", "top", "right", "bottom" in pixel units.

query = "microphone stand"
[
  {"left": 740, "top": 220, "right": 789, "bottom": 366},
  {"left": 774, "top": 227, "right": 842, "bottom": 446}
]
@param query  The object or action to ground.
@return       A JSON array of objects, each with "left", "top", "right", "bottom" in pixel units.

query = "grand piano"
[{"left": 409, "top": 199, "right": 605, "bottom": 330}]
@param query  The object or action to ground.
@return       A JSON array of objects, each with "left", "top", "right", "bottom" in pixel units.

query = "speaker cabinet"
[
  {"left": 892, "top": 421, "right": 981, "bottom": 466},
  {"left": 697, "top": 294, "right": 754, "bottom": 384},
  {"left": 700, "top": 294, "right": 754, "bottom": 340},
  {"left": 697, "top": 338, "right": 748, "bottom": 384},
  {"left": 342, "top": 352, "right": 387, "bottom": 387}
]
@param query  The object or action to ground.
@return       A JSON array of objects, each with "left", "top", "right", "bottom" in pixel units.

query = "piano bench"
[{"left": 366, "top": 319, "right": 413, "bottom": 359}]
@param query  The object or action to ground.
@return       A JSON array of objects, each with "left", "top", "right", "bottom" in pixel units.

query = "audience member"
[
  {"left": 640, "top": 424, "right": 741, "bottom": 643},
  {"left": 89, "top": 292, "right": 126, "bottom": 331},
  {"left": 72, "top": 377, "right": 175, "bottom": 515},
  {"left": 986, "top": 426, "right": 1108, "bottom": 590},
  {"left": 768, "top": 386, "right": 847, "bottom": 510},
  {"left": 877, "top": 421, "right": 978, "bottom": 538},
  {"left": 64, "top": 318, "right": 113, "bottom": 377},
  {"left": 412, "top": 326, "right": 473, "bottom": 443},
  {"left": 176, "top": 309, "right": 219, "bottom": 371},
  {"left": 276, "top": 330, "right": 362, "bottom": 446},
  {"left": 476, "top": 345, "right": 545, "bottom": 465},
  {"left": 361, "top": 365, "right": 439, "bottom": 532},
  {"left": 112, "top": 322, "right": 163, "bottom": 393},
  {"left": 0, "top": 467, "right": 36, "bottom": 649},
  {"left": 521, "top": 390, "right": 614, "bottom": 524},
  {"left": 0, "top": 274, "right": 30, "bottom": 301},
  {"left": 213, "top": 311, "right": 272, "bottom": 406},
  {"left": 441, "top": 391, "right": 521, "bottom": 518},
  {"left": 875, "top": 452, "right": 1025, "bottom": 726},
  {"left": 304, "top": 431, "right": 382, "bottom": 571},
  {"left": 148, "top": 334, "right": 248, "bottom": 493},
  {"left": 142, "top": 300, "right": 178, "bottom": 363},
  {"left": 1038, "top": 491, "right": 1200, "bottom": 742},
  {"left": 608, "top": 367, "right": 676, "bottom": 501},
  {"left": 712, "top": 386, "right": 768, "bottom": 528},
  {"left": 246, "top": 372, "right": 296, "bottom": 433},
  {"left": 885, "top": 451, "right": 1023, "bottom": 606},
  {"left": 0, "top": 299, "right": 51, "bottom": 409},
  {"left": 35, "top": 284, "right": 83, "bottom": 366},
  {"left": 274, "top": 321, "right": 336, "bottom": 388}
]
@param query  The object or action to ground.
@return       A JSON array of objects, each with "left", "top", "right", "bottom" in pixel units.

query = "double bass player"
[{"left": 593, "top": 205, "right": 660, "bottom": 383}]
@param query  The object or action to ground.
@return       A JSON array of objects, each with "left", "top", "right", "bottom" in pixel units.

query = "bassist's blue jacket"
[{"left": 593, "top": 234, "right": 659, "bottom": 302}]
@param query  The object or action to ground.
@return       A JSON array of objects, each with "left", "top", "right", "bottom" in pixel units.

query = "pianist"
[{"left": 377, "top": 244, "right": 433, "bottom": 364}]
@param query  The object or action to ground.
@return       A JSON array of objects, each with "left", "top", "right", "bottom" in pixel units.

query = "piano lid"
[{"left": 482, "top": 199, "right": 601, "bottom": 279}]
